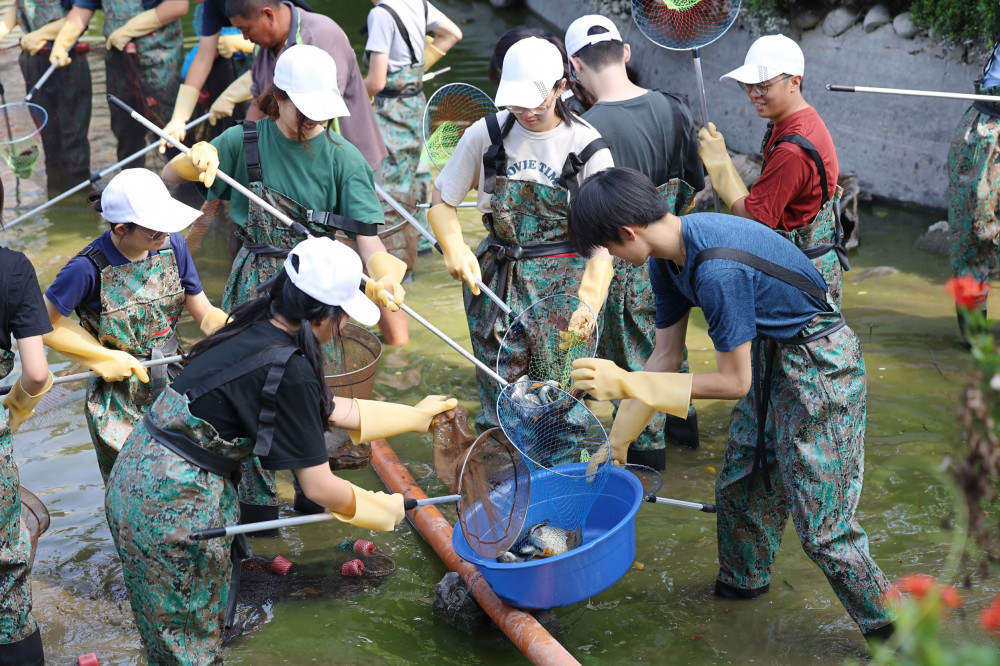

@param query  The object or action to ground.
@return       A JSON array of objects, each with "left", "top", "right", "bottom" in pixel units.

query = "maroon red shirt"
[{"left": 744, "top": 106, "right": 839, "bottom": 231}]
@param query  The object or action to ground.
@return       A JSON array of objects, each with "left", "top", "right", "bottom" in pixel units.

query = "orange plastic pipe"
[{"left": 370, "top": 439, "right": 580, "bottom": 666}]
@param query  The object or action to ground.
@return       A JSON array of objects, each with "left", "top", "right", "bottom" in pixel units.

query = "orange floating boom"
[{"left": 370, "top": 439, "right": 580, "bottom": 666}]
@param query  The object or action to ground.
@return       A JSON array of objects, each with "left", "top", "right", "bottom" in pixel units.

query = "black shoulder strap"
[
  {"left": 308, "top": 210, "right": 379, "bottom": 236},
  {"left": 241, "top": 120, "right": 263, "bottom": 184},
  {"left": 557, "top": 137, "right": 610, "bottom": 198},
  {"left": 653, "top": 89, "right": 687, "bottom": 182},
  {"left": 482, "top": 113, "right": 517, "bottom": 194},
  {"left": 692, "top": 247, "right": 828, "bottom": 303},
  {"left": 767, "top": 133, "right": 829, "bottom": 207},
  {"left": 375, "top": 3, "right": 418, "bottom": 66},
  {"left": 77, "top": 244, "right": 111, "bottom": 271}
]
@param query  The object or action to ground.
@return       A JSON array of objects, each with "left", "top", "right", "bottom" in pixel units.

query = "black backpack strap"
[
  {"left": 482, "top": 113, "right": 517, "bottom": 194},
  {"left": 692, "top": 247, "right": 829, "bottom": 303},
  {"left": 77, "top": 244, "right": 111, "bottom": 271},
  {"left": 375, "top": 3, "right": 418, "bottom": 66},
  {"left": 307, "top": 210, "right": 379, "bottom": 236},
  {"left": 653, "top": 89, "right": 688, "bottom": 182},
  {"left": 557, "top": 137, "right": 609, "bottom": 199},
  {"left": 241, "top": 120, "right": 263, "bottom": 184}
]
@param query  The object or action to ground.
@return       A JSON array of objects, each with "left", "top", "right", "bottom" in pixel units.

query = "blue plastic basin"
[{"left": 452, "top": 464, "right": 643, "bottom": 610}]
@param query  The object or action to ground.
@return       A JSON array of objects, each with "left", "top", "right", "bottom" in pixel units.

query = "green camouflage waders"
[
  {"left": 221, "top": 121, "right": 379, "bottom": 514},
  {"left": 76, "top": 240, "right": 185, "bottom": 483},
  {"left": 715, "top": 311, "right": 893, "bottom": 634},
  {"left": 0, "top": 350, "right": 41, "bottom": 650},
  {"left": 597, "top": 178, "right": 699, "bottom": 458},
  {"left": 17, "top": 0, "right": 91, "bottom": 190},
  {"left": 762, "top": 132, "right": 849, "bottom": 309},
  {"left": 947, "top": 83, "right": 1000, "bottom": 305},
  {"left": 103, "top": 0, "right": 183, "bottom": 160}
]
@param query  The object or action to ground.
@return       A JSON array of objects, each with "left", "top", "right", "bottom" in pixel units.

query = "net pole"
[
  {"left": 827, "top": 83, "right": 1000, "bottom": 103},
  {"left": 0, "top": 83, "right": 15, "bottom": 158},
  {"left": 691, "top": 49, "right": 720, "bottom": 213},
  {"left": 0, "top": 354, "right": 184, "bottom": 395}
]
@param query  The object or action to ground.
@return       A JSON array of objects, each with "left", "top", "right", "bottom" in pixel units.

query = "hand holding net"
[{"left": 423, "top": 83, "right": 497, "bottom": 171}]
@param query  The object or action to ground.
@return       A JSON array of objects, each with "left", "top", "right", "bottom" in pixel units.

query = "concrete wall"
[{"left": 524, "top": 0, "right": 982, "bottom": 210}]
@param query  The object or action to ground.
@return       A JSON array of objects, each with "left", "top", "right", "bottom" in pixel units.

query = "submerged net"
[
  {"left": 497, "top": 294, "right": 598, "bottom": 391},
  {"left": 457, "top": 428, "right": 531, "bottom": 559},
  {"left": 19, "top": 485, "right": 49, "bottom": 568},
  {"left": 423, "top": 83, "right": 497, "bottom": 170},
  {"left": 0, "top": 102, "right": 46, "bottom": 179},
  {"left": 632, "top": 0, "right": 742, "bottom": 50},
  {"left": 496, "top": 380, "right": 611, "bottom": 557}
]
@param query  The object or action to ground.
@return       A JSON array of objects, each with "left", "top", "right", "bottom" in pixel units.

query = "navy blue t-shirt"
[
  {"left": 45, "top": 231, "right": 204, "bottom": 316},
  {"left": 72, "top": 0, "right": 160, "bottom": 11},
  {"left": 199, "top": 0, "right": 231, "bottom": 36},
  {"left": 648, "top": 213, "right": 830, "bottom": 352}
]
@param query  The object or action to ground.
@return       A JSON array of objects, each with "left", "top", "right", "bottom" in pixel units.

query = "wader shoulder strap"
[
  {"left": 374, "top": 3, "right": 418, "bottom": 66},
  {"left": 77, "top": 244, "right": 111, "bottom": 271},
  {"left": 768, "top": 134, "right": 828, "bottom": 207},
  {"left": 241, "top": 120, "right": 263, "bottom": 183},
  {"left": 652, "top": 89, "right": 688, "bottom": 182},
  {"left": 692, "top": 247, "right": 829, "bottom": 303},
  {"left": 307, "top": 210, "right": 379, "bottom": 236},
  {"left": 557, "top": 137, "right": 610, "bottom": 199},
  {"left": 482, "top": 113, "right": 517, "bottom": 194}
]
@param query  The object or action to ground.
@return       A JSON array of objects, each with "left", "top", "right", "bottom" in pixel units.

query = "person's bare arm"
[{"left": 364, "top": 51, "right": 388, "bottom": 98}]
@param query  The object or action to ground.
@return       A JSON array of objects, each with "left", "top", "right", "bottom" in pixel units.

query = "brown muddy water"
[{"left": 0, "top": 0, "right": 998, "bottom": 663}]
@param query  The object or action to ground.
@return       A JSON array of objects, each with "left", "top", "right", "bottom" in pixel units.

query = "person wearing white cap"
[
  {"left": 41, "top": 168, "right": 227, "bottom": 483},
  {"left": 102, "top": 236, "right": 457, "bottom": 664},
  {"left": 565, "top": 14, "right": 705, "bottom": 460},
  {"left": 430, "top": 35, "right": 615, "bottom": 434},
  {"left": 164, "top": 42, "right": 412, "bottom": 525},
  {"left": 699, "top": 33, "right": 849, "bottom": 308}
]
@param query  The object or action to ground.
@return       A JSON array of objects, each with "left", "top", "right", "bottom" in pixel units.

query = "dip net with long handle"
[
  {"left": 631, "top": 0, "right": 742, "bottom": 51},
  {"left": 19, "top": 485, "right": 50, "bottom": 568},
  {"left": 423, "top": 83, "right": 497, "bottom": 171},
  {"left": 496, "top": 380, "right": 611, "bottom": 556},
  {"left": 0, "top": 102, "right": 46, "bottom": 179}
]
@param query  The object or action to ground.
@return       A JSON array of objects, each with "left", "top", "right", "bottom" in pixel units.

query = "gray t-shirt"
[
  {"left": 251, "top": 3, "right": 388, "bottom": 170},
  {"left": 582, "top": 90, "right": 705, "bottom": 191},
  {"left": 365, "top": 0, "right": 447, "bottom": 72}
]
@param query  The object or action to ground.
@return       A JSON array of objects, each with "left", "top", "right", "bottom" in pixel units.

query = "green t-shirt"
[{"left": 200, "top": 119, "right": 385, "bottom": 230}]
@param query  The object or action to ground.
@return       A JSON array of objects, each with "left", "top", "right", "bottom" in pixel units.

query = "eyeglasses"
[
  {"left": 738, "top": 74, "right": 793, "bottom": 96},
  {"left": 506, "top": 90, "right": 557, "bottom": 115},
  {"left": 137, "top": 228, "right": 167, "bottom": 241}
]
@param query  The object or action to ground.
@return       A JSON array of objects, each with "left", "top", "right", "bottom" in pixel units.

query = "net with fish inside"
[
  {"left": 631, "top": 0, "right": 742, "bottom": 50},
  {"left": 423, "top": 83, "right": 497, "bottom": 171}
]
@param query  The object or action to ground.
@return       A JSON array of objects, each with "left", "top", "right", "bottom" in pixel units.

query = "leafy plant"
[{"left": 910, "top": 0, "right": 1000, "bottom": 45}]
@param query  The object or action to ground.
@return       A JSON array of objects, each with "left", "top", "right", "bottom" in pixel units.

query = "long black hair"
[{"left": 186, "top": 266, "right": 343, "bottom": 428}]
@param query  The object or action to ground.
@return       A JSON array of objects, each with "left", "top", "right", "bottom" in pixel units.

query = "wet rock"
[
  {"left": 432, "top": 404, "right": 477, "bottom": 494},
  {"left": 822, "top": 8, "right": 858, "bottom": 37},
  {"left": 863, "top": 5, "right": 892, "bottom": 33},
  {"left": 791, "top": 9, "right": 823, "bottom": 31},
  {"left": 914, "top": 220, "right": 950, "bottom": 256},
  {"left": 433, "top": 572, "right": 489, "bottom": 633},
  {"left": 893, "top": 12, "right": 921, "bottom": 39}
]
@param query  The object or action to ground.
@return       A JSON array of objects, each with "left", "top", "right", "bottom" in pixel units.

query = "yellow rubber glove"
[
  {"left": 106, "top": 8, "right": 162, "bottom": 51},
  {"left": 562, "top": 257, "right": 613, "bottom": 346},
  {"left": 349, "top": 395, "right": 458, "bottom": 444},
  {"left": 570, "top": 357, "right": 693, "bottom": 418},
  {"left": 330, "top": 483, "right": 405, "bottom": 531},
  {"left": 424, "top": 34, "right": 446, "bottom": 69},
  {"left": 698, "top": 122, "right": 750, "bottom": 209},
  {"left": 158, "top": 84, "right": 200, "bottom": 154},
  {"left": 199, "top": 306, "right": 230, "bottom": 336},
  {"left": 21, "top": 18, "right": 65, "bottom": 56},
  {"left": 428, "top": 203, "right": 480, "bottom": 295},
  {"left": 2, "top": 372, "right": 53, "bottom": 433},
  {"left": 0, "top": 6, "right": 18, "bottom": 42},
  {"left": 217, "top": 33, "right": 253, "bottom": 58},
  {"left": 169, "top": 141, "right": 219, "bottom": 188},
  {"left": 209, "top": 70, "right": 252, "bottom": 126},
  {"left": 585, "top": 399, "right": 658, "bottom": 476},
  {"left": 364, "top": 251, "right": 407, "bottom": 311},
  {"left": 48, "top": 18, "right": 83, "bottom": 67},
  {"left": 43, "top": 318, "right": 149, "bottom": 383}
]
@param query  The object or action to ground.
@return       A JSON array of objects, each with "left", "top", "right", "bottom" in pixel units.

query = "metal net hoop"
[
  {"left": 423, "top": 83, "right": 497, "bottom": 170},
  {"left": 0, "top": 102, "right": 47, "bottom": 179},
  {"left": 632, "top": 0, "right": 742, "bottom": 50}
]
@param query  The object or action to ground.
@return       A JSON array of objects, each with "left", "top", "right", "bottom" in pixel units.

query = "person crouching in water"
[
  {"left": 42, "top": 168, "right": 229, "bottom": 482},
  {"left": 105, "top": 236, "right": 456, "bottom": 663}
]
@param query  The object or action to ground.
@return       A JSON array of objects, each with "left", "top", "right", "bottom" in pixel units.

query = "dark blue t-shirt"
[
  {"left": 72, "top": 0, "right": 161, "bottom": 11},
  {"left": 199, "top": 0, "right": 231, "bottom": 36},
  {"left": 648, "top": 213, "right": 830, "bottom": 352},
  {"left": 45, "top": 231, "right": 204, "bottom": 316}
]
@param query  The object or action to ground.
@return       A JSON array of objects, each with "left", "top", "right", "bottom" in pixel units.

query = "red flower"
[
  {"left": 885, "top": 574, "right": 963, "bottom": 609},
  {"left": 941, "top": 584, "right": 964, "bottom": 610},
  {"left": 945, "top": 276, "right": 989, "bottom": 310},
  {"left": 981, "top": 596, "right": 1000, "bottom": 635}
]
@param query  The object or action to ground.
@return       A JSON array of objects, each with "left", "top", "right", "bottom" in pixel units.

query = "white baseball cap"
[
  {"left": 284, "top": 237, "right": 380, "bottom": 326},
  {"left": 720, "top": 34, "right": 804, "bottom": 84},
  {"left": 564, "top": 15, "right": 622, "bottom": 57},
  {"left": 100, "top": 168, "right": 202, "bottom": 233},
  {"left": 273, "top": 44, "right": 350, "bottom": 122},
  {"left": 494, "top": 37, "right": 565, "bottom": 109}
]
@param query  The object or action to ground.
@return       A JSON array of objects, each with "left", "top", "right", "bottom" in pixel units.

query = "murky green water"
[{"left": 1, "top": 1, "right": 998, "bottom": 663}]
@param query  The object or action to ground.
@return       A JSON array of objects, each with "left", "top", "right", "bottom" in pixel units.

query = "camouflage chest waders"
[
  {"left": 76, "top": 240, "right": 184, "bottom": 483},
  {"left": 103, "top": 0, "right": 183, "bottom": 160},
  {"left": 947, "top": 82, "right": 1000, "bottom": 307},
  {"left": 697, "top": 249, "right": 892, "bottom": 634},
  {"left": 222, "top": 121, "right": 377, "bottom": 515},
  {"left": 762, "top": 132, "right": 849, "bottom": 309},
  {"left": 105, "top": 344, "right": 297, "bottom": 664},
  {"left": 17, "top": 0, "right": 91, "bottom": 189},
  {"left": 0, "top": 350, "right": 41, "bottom": 650}
]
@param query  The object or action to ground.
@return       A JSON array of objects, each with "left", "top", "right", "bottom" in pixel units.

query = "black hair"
[
  {"left": 569, "top": 167, "right": 670, "bottom": 256},
  {"left": 257, "top": 85, "right": 334, "bottom": 149},
  {"left": 572, "top": 26, "right": 625, "bottom": 71},
  {"left": 185, "top": 266, "right": 343, "bottom": 428},
  {"left": 88, "top": 189, "right": 137, "bottom": 238},
  {"left": 488, "top": 27, "right": 539, "bottom": 88},
  {"left": 225, "top": 0, "right": 278, "bottom": 19}
]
